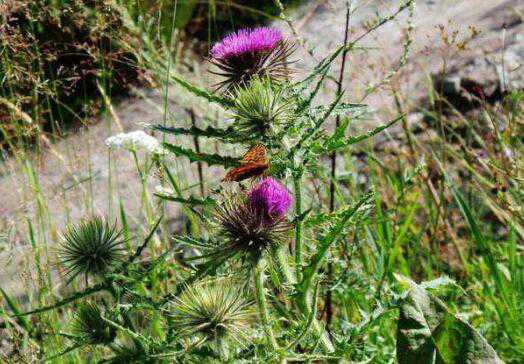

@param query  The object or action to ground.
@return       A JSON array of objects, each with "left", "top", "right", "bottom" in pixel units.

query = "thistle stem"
[
  {"left": 276, "top": 247, "right": 295, "bottom": 286},
  {"left": 253, "top": 258, "right": 279, "bottom": 351},
  {"left": 293, "top": 173, "right": 303, "bottom": 280}
]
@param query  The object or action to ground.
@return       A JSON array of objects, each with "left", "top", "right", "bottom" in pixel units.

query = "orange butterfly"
[{"left": 222, "top": 144, "right": 269, "bottom": 182}]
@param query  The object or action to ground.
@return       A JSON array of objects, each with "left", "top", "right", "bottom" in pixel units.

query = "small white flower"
[
  {"left": 105, "top": 131, "right": 165, "bottom": 155},
  {"left": 154, "top": 185, "right": 174, "bottom": 196}
]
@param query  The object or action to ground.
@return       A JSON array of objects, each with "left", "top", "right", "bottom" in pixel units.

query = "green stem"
[
  {"left": 277, "top": 245, "right": 335, "bottom": 353},
  {"left": 293, "top": 173, "right": 303, "bottom": 281},
  {"left": 296, "top": 294, "right": 335, "bottom": 353},
  {"left": 253, "top": 258, "right": 279, "bottom": 351},
  {"left": 276, "top": 247, "right": 295, "bottom": 286}
]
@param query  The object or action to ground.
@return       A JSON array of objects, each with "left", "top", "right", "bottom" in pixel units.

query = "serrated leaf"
[
  {"left": 298, "top": 192, "right": 373, "bottom": 294},
  {"left": 396, "top": 277, "right": 503, "bottom": 364},
  {"left": 163, "top": 143, "right": 240, "bottom": 167},
  {"left": 169, "top": 73, "right": 234, "bottom": 108},
  {"left": 152, "top": 124, "right": 241, "bottom": 142},
  {"left": 154, "top": 194, "right": 216, "bottom": 207},
  {"left": 312, "top": 115, "right": 402, "bottom": 155}
]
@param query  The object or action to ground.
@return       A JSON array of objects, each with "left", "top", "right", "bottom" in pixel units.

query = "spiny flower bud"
[
  {"left": 169, "top": 279, "right": 255, "bottom": 346},
  {"left": 232, "top": 78, "right": 293, "bottom": 141},
  {"left": 72, "top": 302, "right": 116, "bottom": 345},
  {"left": 58, "top": 217, "right": 126, "bottom": 282}
]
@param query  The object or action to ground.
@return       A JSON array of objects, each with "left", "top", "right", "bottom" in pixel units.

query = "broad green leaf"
[{"left": 396, "top": 276, "right": 504, "bottom": 364}]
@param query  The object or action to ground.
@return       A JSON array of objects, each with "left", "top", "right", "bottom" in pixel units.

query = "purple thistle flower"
[
  {"left": 249, "top": 178, "right": 292, "bottom": 220},
  {"left": 209, "top": 27, "right": 295, "bottom": 91},
  {"left": 211, "top": 27, "right": 283, "bottom": 61}
]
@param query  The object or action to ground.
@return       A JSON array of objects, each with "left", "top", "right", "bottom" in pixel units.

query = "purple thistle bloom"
[
  {"left": 249, "top": 178, "right": 292, "bottom": 220},
  {"left": 211, "top": 27, "right": 283, "bottom": 61},
  {"left": 209, "top": 27, "right": 294, "bottom": 91}
]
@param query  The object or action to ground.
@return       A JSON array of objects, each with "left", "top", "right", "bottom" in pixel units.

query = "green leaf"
[
  {"left": 154, "top": 194, "right": 216, "bottom": 207},
  {"left": 169, "top": 73, "right": 234, "bottom": 108},
  {"left": 163, "top": 143, "right": 240, "bottom": 167},
  {"left": 311, "top": 115, "right": 403, "bottom": 155},
  {"left": 16, "top": 283, "right": 107, "bottom": 317},
  {"left": 1, "top": 288, "right": 33, "bottom": 335},
  {"left": 152, "top": 124, "right": 241, "bottom": 142},
  {"left": 297, "top": 192, "right": 373, "bottom": 295},
  {"left": 396, "top": 276, "right": 504, "bottom": 364}
]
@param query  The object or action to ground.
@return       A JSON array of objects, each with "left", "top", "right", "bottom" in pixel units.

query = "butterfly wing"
[
  {"left": 241, "top": 144, "right": 267, "bottom": 165},
  {"left": 222, "top": 144, "right": 269, "bottom": 182},
  {"left": 222, "top": 163, "right": 268, "bottom": 182}
]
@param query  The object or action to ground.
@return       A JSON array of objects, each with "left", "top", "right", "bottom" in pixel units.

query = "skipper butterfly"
[{"left": 222, "top": 144, "right": 269, "bottom": 182}]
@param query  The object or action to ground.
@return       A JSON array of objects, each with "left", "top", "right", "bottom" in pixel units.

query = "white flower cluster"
[{"left": 105, "top": 130, "right": 165, "bottom": 155}]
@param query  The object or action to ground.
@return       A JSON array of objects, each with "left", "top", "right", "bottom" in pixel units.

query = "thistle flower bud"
[
  {"left": 169, "top": 279, "right": 254, "bottom": 346},
  {"left": 232, "top": 78, "right": 293, "bottom": 141},
  {"left": 72, "top": 303, "right": 116, "bottom": 345},
  {"left": 58, "top": 217, "right": 126, "bottom": 282},
  {"left": 214, "top": 190, "right": 292, "bottom": 263},
  {"left": 209, "top": 27, "right": 295, "bottom": 91}
]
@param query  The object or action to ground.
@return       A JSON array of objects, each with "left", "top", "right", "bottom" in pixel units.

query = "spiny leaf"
[
  {"left": 126, "top": 215, "right": 163, "bottom": 266},
  {"left": 152, "top": 124, "right": 240, "bottom": 141},
  {"left": 169, "top": 73, "right": 234, "bottom": 108},
  {"left": 311, "top": 115, "right": 402, "bottom": 155},
  {"left": 297, "top": 192, "right": 373, "bottom": 295},
  {"left": 15, "top": 284, "right": 107, "bottom": 317},
  {"left": 154, "top": 194, "right": 217, "bottom": 207},
  {"left": 291, "top": 92, "right": 345, "bottom": 155},
  {"left": 163, "top": 143, "right": 240, "bottom": 167}
]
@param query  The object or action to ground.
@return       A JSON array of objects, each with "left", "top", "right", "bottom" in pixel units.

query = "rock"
[
  {"left": 407, "top": 112, "right": 425, "bottom": 133},
  {"left": 441, "top": 76, "right": 462, "bottom": 96}
]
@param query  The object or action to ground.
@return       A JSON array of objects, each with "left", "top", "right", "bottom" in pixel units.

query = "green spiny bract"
[
  {"left": 231, "top": 78, "right": 294, "bottom": 144},
  {"left": 72, "top": 302, "right": 116, "bottom": 345},
  {"left": 58, "top": 216, "right": 127, "bottom": 281},
  {"left": 168, "top": 279, "right": 255, "bottom": 346}
]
